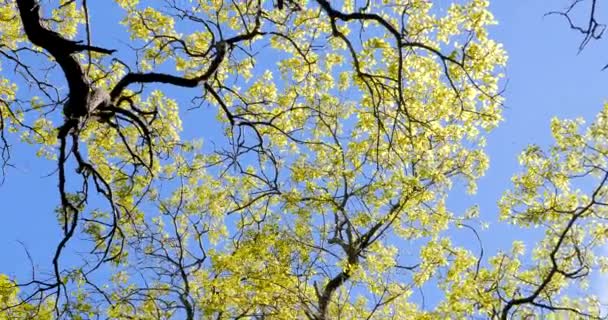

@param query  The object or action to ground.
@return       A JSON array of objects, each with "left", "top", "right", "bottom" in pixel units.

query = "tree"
[{"left": 0, "top": 0, "right": 605, "bottom": 319}]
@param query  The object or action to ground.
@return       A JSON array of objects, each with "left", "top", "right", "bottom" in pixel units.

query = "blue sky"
[
  {"left": 473, "top": 0, "right": 607, "bottom": 247},
  {"left": 0, "top": 0, "right": 606, "bottom": 308}
]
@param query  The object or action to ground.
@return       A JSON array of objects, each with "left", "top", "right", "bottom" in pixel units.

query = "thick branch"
[
  {"left": 316, "top": 271, "right": 350, "bottom": 320},
  {"left": 109, "top": 41, "right": 226, "bottom": 101},
  {"left": 314, "top": 0, "right": 400, "bottom": 39},
  {"left": 16, "top": 0, "right": 115, "bottom": 118},
  {"left": 111, "top": 22, "right": 263, "bottom": 102}
]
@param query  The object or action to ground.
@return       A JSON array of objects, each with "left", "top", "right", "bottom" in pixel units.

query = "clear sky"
[{"left": 0, "top": 0, "right": 606, "bottom": 308}]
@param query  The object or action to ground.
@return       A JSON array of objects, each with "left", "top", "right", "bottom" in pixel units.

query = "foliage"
[{"left": 0, "top": 0, "right": 605, "bottom": 319}]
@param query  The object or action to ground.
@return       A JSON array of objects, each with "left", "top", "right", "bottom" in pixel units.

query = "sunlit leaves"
[{"left": 3, "top": 0, "right": 579, "bottom": 319}]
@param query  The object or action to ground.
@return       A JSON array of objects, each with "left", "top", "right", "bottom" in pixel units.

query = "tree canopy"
[{"left": 0, "top": 0, "right": 606, "bottom": 319}]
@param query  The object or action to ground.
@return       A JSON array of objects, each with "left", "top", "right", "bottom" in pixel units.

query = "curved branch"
[{"left": 16, "top": 0, "right": 115, "bottom": 118}]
